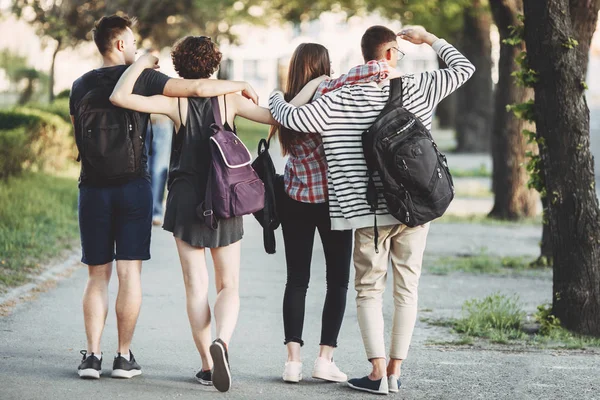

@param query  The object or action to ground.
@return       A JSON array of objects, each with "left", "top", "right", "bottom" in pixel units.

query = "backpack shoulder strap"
[
  {"left": 388, "top": 77, "right": 403, "bottom": 107},
  {"left": 210, "top": 96, "right": 223, "bottom": 127}
]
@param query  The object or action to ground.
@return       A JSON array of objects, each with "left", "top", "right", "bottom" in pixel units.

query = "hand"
[
  {"left": 242, "top": 83, "right": 259, "bottom": 105},
  {"left": 137, "top": 53, "right": 160, "bottom": 69},
  {"left": 397, "top": 26, "right": 438, "bottom": 46}
]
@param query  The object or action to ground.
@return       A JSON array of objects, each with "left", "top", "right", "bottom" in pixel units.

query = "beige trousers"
[{"left": 354, "top": 223, "right": 430, "bottom": 360}]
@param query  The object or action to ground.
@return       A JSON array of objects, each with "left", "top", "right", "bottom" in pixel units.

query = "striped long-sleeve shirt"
[{"left": 269, "top": 39, "right": 476, "bottom": 230}]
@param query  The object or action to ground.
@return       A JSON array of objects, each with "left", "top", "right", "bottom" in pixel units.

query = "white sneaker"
[
  {"left": 283, "top": 361, "right": 302, "bottom": 383},
  {"left": 388, "top": 375, "right": 401, "bottom": 393},
  {"left": 311, "top": 357, "right": 347, "bottom": 382}
]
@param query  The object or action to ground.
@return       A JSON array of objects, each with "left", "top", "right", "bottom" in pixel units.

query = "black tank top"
[{"left": 168, "top": 97, "right": 235, "bottom": 195}]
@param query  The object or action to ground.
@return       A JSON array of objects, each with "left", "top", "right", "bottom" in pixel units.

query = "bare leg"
[
  {"left": 115, "top": 260, "right": 142, "bottom": 355},
  {"left": 83, "top": 263, "right": 112, "bottom": 354},
  {"left": 370, "top": 358, "right": 387, "bottom": 380},
  {"left": 175, "top": 238, "right": 212, "bottom": 370},
  {"left": 287, "top": 342, "right": 301, "bottom": 362},
  {"left": 211, "top": 240, "right": 241, "bottom": 346},
  {"left": 318, "top": 345, "right": 334, "bottom": 361},
  {"left": 387, "top": 359, "right": 402, "bottom": 376}
]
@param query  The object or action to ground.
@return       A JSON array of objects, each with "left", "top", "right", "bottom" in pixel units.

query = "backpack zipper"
[{"left": 382, "top": 119, "right": 416, "bottom": 143}]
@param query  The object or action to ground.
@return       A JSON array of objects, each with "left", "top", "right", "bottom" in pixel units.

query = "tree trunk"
[
  {"left": 488, "top": 0, "right": 538, "bottom": 219},
  {"left": 455, "top": 0, "right": 494, "bottom": 153},
  {"left": 540, "top": 197, "right": 553, "bottom": 262},
  {"left": 49, "top": 39, "right": 61, "bottom": 103},
  {"left": 435, "top": 58, "right": 457, "bottom": 130},
  {"left": 523, "top": 0, "right": 600, "bottom": 336}
]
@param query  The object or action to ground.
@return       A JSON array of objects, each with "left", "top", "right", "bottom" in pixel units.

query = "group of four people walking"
[{"left": 70, "top": 14, "right": 474, "bottom": 395}]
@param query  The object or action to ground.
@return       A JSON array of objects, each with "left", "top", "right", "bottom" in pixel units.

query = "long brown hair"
[{"left": 270, "top": 43, "right": 331, "bottom": 156}]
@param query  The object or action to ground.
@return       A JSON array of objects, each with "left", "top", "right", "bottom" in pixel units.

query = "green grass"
[
  {"left": 453, "top": 293, "right": 528, "bottom": 342},
  {"left": 423, "top": 294, "right": 600, "bottom": 350},
  {"left": 453, "top": 186, "right": 493, "bottom": 198},
  {"left": 235, "top": 118, "right": 271, "bottom": 155},
  {"left": 427, "top": 337, "right": 475, "bottom": 346},
  {"left": 0, "top": 172, "right": 79, "bottom": 287},
  {"left": 450, "top": 163, "right": 491, "bottom": 178},
  {"left": 426, "top": 249, "right": 546, "bottom": 276}
]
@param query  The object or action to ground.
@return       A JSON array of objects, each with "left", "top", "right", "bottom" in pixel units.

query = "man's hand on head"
[
  {"left": 397, "top": 26, "right": 439, "bottom": 46},
  {"left": 137, "top": 53, "right": 160, "bottom": 69}
]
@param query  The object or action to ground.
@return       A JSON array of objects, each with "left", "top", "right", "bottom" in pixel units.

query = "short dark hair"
[
  {"left": 93, "top": 15, "right": 136, "bottom": 55},
  {"left": 361, "top": 25, "right": 397, "bottom": 62},
  {"left": 171, "top": 36, "right": 222, "bottom": 79}
]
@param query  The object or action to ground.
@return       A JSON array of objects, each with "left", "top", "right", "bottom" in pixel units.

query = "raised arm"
[
  {"left": 163, "top": 77, "right": 259, "bottom": 104},
  {"left": 268, "top": 89, "right": 338, "bottom": 134},
  {"left": 110, "top": 54, "right": 179, "bottom": 121},
  {"left": 400, "top": 26, "right": 476, "bottom": 105}
]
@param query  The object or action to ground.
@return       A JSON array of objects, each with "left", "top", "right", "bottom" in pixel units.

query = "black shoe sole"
[{"left": 210, "top": 341, "right": 231, "bottom": 392}]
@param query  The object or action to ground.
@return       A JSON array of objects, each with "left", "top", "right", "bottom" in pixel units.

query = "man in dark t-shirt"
[{"left": 71, "top": 15, "right": 259, "bottom": 380}]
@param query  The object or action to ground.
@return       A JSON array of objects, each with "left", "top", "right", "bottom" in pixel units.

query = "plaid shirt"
[{"left": 285, "top": 60, "right": 390, "bottom": 203}]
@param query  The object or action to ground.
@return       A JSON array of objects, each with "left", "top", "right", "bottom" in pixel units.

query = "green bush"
[
  {"left": 0, "top": 127, "right": 32, "bottom": 179},
  {"left": 0, "top": 107, "right": 76, "bottom": 180},
  {"left": 56, "top": 89, "right": 70, "bottom": 100},
  {"left": 27, "top": 99, "right": 71, "bottom": 123}
]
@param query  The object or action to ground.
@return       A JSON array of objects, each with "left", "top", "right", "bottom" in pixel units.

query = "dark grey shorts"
[{"left": 163, "top": 178, "right": 243, "bottom": 248}]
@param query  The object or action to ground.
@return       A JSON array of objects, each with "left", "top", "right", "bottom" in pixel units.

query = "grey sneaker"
[
  {"left": 78, "top": 350, "right": 102, "bottom": 379},
  {"left": 111, "top": 351, "right": 142, "bottom": 379}
]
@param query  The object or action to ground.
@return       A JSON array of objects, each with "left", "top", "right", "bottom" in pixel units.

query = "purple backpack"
[{"left": 199, "top": 97, "right": 265, "bottom": 229}]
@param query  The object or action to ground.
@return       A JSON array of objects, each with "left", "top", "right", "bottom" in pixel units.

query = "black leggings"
[{"left": 280, "top": 194, "right": 352, "bottom": 347}]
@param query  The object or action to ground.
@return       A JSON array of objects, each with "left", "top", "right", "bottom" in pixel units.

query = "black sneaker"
[
  {"left": 111, "top": 350, "right": 142, "bottom": 379},
  {"left": 78, "top": 350, "right": 102, "bottom": 379},
  {"left": 195, "top": 369, "right": 213, "bottom": 386},
  {"left": 347, "top": 375, "right": 389, "bottom": 395},
  {"left": 209, "top": 339, "right": 231, "bottom": 392}
]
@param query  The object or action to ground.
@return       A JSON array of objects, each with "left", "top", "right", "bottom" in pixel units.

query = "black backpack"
[
  {"left": 74, "top": 71, "right": 145, "bottom": 184},
  {"left": 362, "top": 77, "right": 454, "bottom": 248},
  {"left": 251, "top": 138, "right": 285, "bottom": 255}
]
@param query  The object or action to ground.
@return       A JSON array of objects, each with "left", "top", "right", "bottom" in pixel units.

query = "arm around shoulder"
[{"left": 163, "top": 78, "right": 259, "bottom": 104}]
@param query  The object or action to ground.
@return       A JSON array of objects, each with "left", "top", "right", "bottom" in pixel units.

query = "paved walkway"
[
  {"left": 1, "top": 216, "right": 599, "bottom": 400},
  {"left": 2, "top": 102, "right": 600, "bottom": 400}
]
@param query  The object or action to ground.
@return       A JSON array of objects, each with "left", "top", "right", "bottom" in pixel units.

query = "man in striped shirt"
[{"left": 269, "top": 25, "right": 475, "bottom": 395}]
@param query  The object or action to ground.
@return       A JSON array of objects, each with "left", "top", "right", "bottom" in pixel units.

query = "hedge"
[{"left": 0, "top": 107, "right": 76, "bottom": 180}]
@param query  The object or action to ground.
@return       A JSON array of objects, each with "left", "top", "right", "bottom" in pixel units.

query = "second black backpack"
[
  {"left": 74, "top": 71, "right": 145, "bottom": 185},
  {"left": 362, "top": 77, "right": 455, "bottom": 234}
]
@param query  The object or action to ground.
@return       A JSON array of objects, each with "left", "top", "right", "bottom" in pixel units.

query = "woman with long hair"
[
  {"left": 272, "top": 43, "right": 390, "bottom": 383},
  {"left": 110, "top": 36, "right": 276, "bottom": 393}
]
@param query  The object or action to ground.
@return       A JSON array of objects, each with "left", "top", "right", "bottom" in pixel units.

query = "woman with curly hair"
[{"left": 110, "top": 36, "right": 278, "bottom": 393}]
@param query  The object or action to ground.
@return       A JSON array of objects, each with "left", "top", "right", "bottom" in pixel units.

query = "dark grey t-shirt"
[{"left": 69, "top": 66, "right": 170, "bottom": 186}]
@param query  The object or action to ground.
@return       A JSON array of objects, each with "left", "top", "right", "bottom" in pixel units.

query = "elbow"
[
  {"left": 109, "top": 92, "right": 123, "bottom": 107},
  {"left": 469, "top": 63, "right": 476, "bottom": 75},
  {"left": 193, "top": 81, "right": 208, "bottom": 97}
]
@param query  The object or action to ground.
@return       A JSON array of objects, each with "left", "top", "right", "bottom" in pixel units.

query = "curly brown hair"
[{"left": 171, "top": 36, "right": 222, "bottom": 79}]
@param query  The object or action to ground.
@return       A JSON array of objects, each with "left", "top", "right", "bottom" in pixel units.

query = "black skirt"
[{"left": 163, "top": 178, "right": 243, "bottom": 248}]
